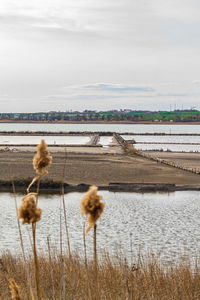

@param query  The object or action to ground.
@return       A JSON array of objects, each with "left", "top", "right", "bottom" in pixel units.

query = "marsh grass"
[{"left": 1, "top": 251, "right": 200, "bottom": 299}]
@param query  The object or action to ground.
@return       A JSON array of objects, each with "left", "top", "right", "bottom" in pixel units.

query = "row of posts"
[{"left": 113, "top": 133, "right": 200, "bottom": 175}]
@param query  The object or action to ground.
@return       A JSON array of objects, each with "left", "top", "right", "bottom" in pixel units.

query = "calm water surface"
[
  {"left": 0, "top": 123, "right": 200, "bottom": 134},
  {"left": 1, "top": 191, "right": 200, "bottom": 262},
  {"left": 135, "top": 144, "right": 200, "bottom": 152},
  {"left": 122, "top": 135, "right": 200, "bottom": 152},
  {"left": 0, "top": 135, "right": 91, "bottom": 145},
  {"left": 0, "top": 135, "right": 113, "bottom": 147}
]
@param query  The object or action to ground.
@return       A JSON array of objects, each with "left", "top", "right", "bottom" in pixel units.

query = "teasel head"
[
  {"left": 81, "top": 185, "right": 105, "bottom": 235},
  {"left": 9, "top": 278, "right": 21, "bottom": 300},
  {"left": 33, "top": 139, "right": 52, "bottom": 175},
  {"left": 18, "top": 193, "right": 42, "bottom": 225}
]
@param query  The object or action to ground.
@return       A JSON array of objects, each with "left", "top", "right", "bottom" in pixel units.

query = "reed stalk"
[
  {"left": 11, "top": 180, "right": 35, "bottom": 299},
  {"left": 47, "top": 237, "right": 55, "bottom": 300},
  {"left": 93, "top": 223, "right": 100, "bottom": 299},
  {"left": 32, "top": 223, "right": 41, "bottom": 300},
  {"left": 31, "top": 177, "right": 41, "bottom": 300},
  {"left": 93, "top": 224, "right": 97, "bottom": 272},
  {"left": 62, "top": 148, "right": 72, "bottom": 259},
  {"left": 61, "top": 184, "right": 71, "bottom": 259},
  {"left": 59, "top": 197, "right": 65, "bottom": 300},
  {"left": 83, "top": 222, "right": 91, "bottom": 300},
  {"left": 129, "top": 232, "right": 133, "bottom": 266}
]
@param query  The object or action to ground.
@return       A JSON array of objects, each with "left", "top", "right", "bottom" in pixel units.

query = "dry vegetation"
[
  {"left": 1, "top": 252, "right": 200, "bottom": 299},
  {"left": 1, "top": 139, "right": 200, "bottom": 299}
]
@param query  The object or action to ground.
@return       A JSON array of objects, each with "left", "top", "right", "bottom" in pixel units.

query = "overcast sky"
[{"left": 1, "top": 0, "right": 200, "bottom": 112}]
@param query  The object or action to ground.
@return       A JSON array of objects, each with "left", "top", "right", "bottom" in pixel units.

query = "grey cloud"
[{"left": 84, "top": 83, "right": 154, "bottom": 93}]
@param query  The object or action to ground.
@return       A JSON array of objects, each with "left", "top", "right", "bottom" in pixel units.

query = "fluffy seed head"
[
  {"left": 18, "top": 193, "right": 42, "bottom": 225},
  {"left": 81, "top": 185, "right": 105, "bottom": 234},
  {"left": 33, "top": 139, "right": 52, "bottom": 175},
  {"left": 9, "top": 278, "right": 21, "bottom": 300}
]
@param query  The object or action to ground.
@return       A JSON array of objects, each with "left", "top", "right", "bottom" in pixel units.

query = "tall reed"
[
  {"left": 1, "top": 251, "right": 199, "bottom": 299},
  {"left": 81, "top": 185, "right": 105, "bottom": 294},
  {"left": 17, "top": 139, "right": 52, "bottom": 300}
]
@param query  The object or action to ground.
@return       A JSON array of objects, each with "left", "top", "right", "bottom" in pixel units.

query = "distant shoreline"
[{"left": 0, "top": 120, "right": 200, "bottom": 125}]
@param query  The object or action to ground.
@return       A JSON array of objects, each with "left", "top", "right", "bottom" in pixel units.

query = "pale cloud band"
[{"left": 0, "top": 0, "right": 200, "bottom": 112}]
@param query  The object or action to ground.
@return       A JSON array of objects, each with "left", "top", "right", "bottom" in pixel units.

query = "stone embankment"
[
  {"left": 87, "top": 134, "right": 100, "bottom": 146},
  {"left": 114, "top": 133, "right": 200, "bottom": 176}
]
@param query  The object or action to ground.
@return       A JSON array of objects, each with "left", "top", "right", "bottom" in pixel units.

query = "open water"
[
  {"left": 0, "top": 123, "right": 200, "bottom": 134},
  {"left": 1, "top": 191, "right": 200, "bottom": 263}
]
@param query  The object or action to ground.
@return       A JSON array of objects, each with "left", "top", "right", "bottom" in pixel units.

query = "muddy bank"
[
  {"left": 0, "top": 144, "right": 103, "bottom": 148},
  {"left": 1, "top": 179, "right": 200, "bottom": 193},
  {"left": 1, "top": 131, "right": 200, "bottom": 136},
  {"left": 0, "top": 131, "right": 113, "bottom": 136}
]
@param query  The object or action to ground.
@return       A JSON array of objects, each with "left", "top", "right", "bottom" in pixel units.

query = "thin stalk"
[
  {"left": 124, "top": 258, "right": 131, "bottom": 300},
  {"left": 129, "top": 232, "right": 133, "bottom": 266},
  {"left": 11, "top": 180, "right": 35, "bottom": 299},
  {"left": 36, "top": 176, "right": 41, "bottom": 206},
  {"left": 93, "top": 224, "right": 99, "bottom": 298},
  {"left": 59, "top": 197, "right": 65, "bottom": 300},
  {"left": 62, "top": 147, "right": 71, "bottom": 258},
  {"left": 61, "top": 183, "right": 71, "bottom": 259},
  {"left": 83, "top": 222, "right": 91, "bottom": 300},
  {"left": 32, "top": 176, "right": 41, "bottom": 300},
  {"left": 47, "top": 237, "right": 55, "bottom": 300},
  {"left": 32, "top": 223, "right": 41, "bottom": 300},
  {"left": 94, "top": 224, "right": 97, "bottom": 273}
]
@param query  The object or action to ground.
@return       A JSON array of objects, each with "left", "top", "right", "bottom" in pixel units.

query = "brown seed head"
[
  {"left": 18, "top": 193, "right": 42, "bottom": 225},
  {"left": 81, "top": 185, "right": 105, "bottom": 234},
  {"left": 33, "top": 139, "right": 52, "bottom": 175},
  {"left": 9, "top": 278, "right": 21, "bottom": 300}
]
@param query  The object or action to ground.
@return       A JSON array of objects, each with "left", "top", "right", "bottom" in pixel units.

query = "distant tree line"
[{"left": 0, "top": 110, "right": 199, "bottom": 122}]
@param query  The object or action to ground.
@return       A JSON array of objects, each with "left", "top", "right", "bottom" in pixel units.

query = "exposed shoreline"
[{"left": 2, "top": 180, "right": 200, "bottom": 193}]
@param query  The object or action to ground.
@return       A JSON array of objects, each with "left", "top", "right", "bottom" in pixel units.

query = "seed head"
[
  {"left": 9, "top": 278, "right": 21, "bottom": 300},
  {"left": 18, "top": 193, "right": 42, "bottom": 225},
  {"left": 33, "top": 139, "right": 52, "bottom": 175},
  {"left": 81, "top": 185, "right": 105, "bottom": 235}
]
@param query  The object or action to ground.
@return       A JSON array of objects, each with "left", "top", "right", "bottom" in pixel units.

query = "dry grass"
[{"left": 0, "top": 251, "right": 200, "bottom": 299}]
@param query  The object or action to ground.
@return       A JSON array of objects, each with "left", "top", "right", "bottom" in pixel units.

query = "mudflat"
[{"left": 1, "top": 149, "right": 200, "bottom": 186}]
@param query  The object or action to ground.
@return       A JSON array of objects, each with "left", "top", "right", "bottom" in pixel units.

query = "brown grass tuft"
[
  {"left": 18, "top": 193, "right": 42, "bottom": 225},
  {"left": 9, "top": 278, "right": 21, "bottom": 300},
  {"left": 81, "top": 185, "right": 105, "bottom": 235},
  {"left": 33, "top": 139, "right": 52, "bottom": 175}
]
